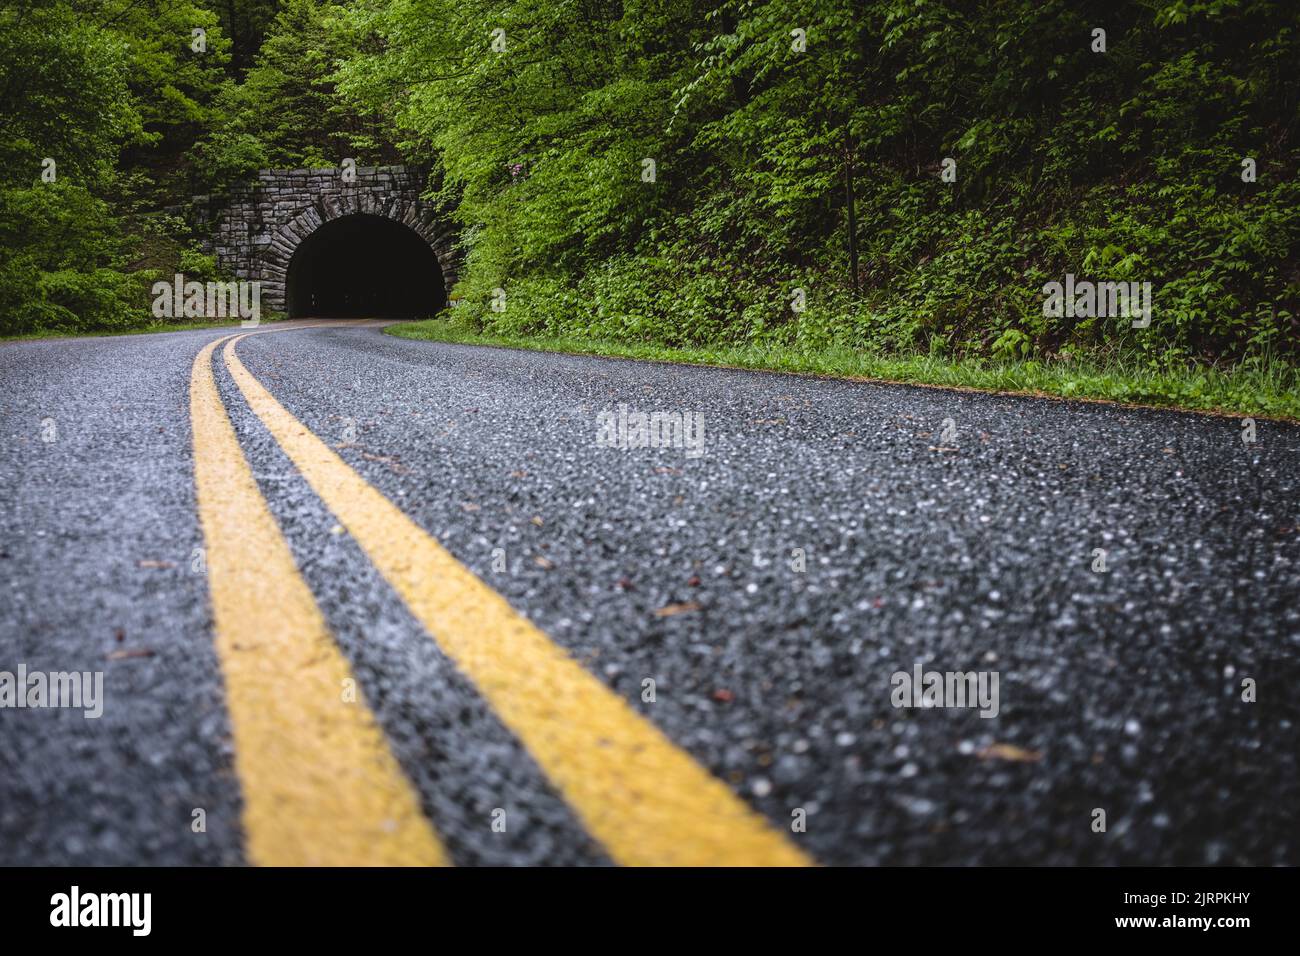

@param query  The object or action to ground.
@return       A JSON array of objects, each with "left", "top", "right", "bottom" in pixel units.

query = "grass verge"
[{"left": 388, "top": 316, "right": 1300, "bottom": 421}]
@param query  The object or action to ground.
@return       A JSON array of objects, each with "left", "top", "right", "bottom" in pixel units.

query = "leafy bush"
[{"left": 337, "top": 0, "right": 1300, "bottom": 369}]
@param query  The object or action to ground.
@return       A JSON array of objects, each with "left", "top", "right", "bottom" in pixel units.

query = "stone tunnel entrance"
[{"left": 285, "top": 214, "right": 446, "bottom": 318}]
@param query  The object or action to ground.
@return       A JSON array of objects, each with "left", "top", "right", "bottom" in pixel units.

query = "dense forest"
[{"left": 3, "top": 1, "right": 1298, "bottom": 384}]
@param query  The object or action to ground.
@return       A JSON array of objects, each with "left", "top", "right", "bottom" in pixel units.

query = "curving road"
[{"left": 1, "top": 320, "right": 1297, "bottom": 866}]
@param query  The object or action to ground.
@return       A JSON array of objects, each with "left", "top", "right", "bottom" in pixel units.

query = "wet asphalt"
[{"left": 2, "top": 321, "right": 1298, "bottom": 865}]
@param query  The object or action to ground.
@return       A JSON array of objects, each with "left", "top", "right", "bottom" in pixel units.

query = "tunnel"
[{"left": 285, "top": 214, "right": 446, "bottom": 318}]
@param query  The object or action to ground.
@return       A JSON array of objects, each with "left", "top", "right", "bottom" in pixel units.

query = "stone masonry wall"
[{"left": 183, "top": 165, "right": 457, "bottom": 314}]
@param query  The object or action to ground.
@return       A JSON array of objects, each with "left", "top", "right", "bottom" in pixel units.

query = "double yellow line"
[{"left": 191, "top": 326, "right": 811, "bottom": 867}]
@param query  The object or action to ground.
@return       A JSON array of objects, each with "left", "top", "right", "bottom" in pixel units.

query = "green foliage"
[
  {"left": 0, "top": 3, "right": 141, "bottom": 189},
  {"left": 391, "top": 314, "right": 1300, "bottom": 420},
  {"left": 112, "top": 0, "right": 231, "bottom": 152},
  {"left": 190, "top": 0, "right": 396, "bottom": 186},
  {"left": 337, "top": 0, "right": 1300, "bottom": 371},
  {"left": 1, "top": 1, "right": 336, "bottom": 334},
  {"left": 3, "top": 0, "right": 1299, "bottom": 387},
  {"left": 188, "top": 132, "right": 269, "bottom": 192},
  {"left": 0, "top": 2, "right": 148, "bottom": 334}
]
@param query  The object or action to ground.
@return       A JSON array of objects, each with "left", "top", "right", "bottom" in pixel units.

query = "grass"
[{"left": 388, "top": 315, "right": 1300, "bottom": 421}]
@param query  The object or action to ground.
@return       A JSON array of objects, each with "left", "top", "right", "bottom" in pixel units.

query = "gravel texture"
[{"left": 2, "top": 322, "right": 1297, "bottom": 865}]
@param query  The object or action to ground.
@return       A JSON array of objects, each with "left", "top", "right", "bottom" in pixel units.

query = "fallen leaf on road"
[
  {"left": 361, "top": 451, "right": 411, "bottom": 475},
  {"left": 531, "top": 516, "right": 544, "bottom": 526},
  {"left": 712, "top": 688, "right": 734, "bottom": 703},
  {"left": 654, "top": 601, "right": 701, "bottom": 617},
  {"left": 977, "top": 743, "right": 1042, "bottom": 763},
  {"left": 533, "top": 556, "right": 555, "bottom": 569}
]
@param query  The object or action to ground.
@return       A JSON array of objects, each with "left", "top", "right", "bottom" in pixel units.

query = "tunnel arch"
[
  {"left": 256, "top": 186, "right": 457, "bottom": 317},
  {"left": 285, "top": 214, "right": 446, "bottom": 318}
]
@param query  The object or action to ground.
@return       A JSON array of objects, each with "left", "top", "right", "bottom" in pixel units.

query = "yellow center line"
[
  {"left": 190, "top": 326, "right": 449, "bottom": 866},
  {"left": 223, "top": 333, "right": 813, "bottom": 867}
]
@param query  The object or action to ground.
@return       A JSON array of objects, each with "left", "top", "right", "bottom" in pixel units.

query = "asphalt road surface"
[{"left": 2, "top": 320, "right": 1297, "bottom": 866}]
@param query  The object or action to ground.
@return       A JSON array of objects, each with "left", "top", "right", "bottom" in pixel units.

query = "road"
[{"left": 1, "top": 320, "right": 1297, "bottom": 866}]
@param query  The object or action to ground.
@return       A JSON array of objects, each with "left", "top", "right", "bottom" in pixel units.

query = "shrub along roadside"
[
  {"left": 387, "top": 314, "right": 1300, "bottom": 422},
  {"left": 343, "top": 0, "right": 1300, "bottom": 372}
]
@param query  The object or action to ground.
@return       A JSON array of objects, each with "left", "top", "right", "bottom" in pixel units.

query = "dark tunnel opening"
[{"left": 285, "top": 214, "right": 446, "bottom": 318}]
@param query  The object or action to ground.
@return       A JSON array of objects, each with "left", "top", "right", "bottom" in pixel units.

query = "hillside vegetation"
[{"left": 4, "top": 1, "right": 1298, "bottom": 412}]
